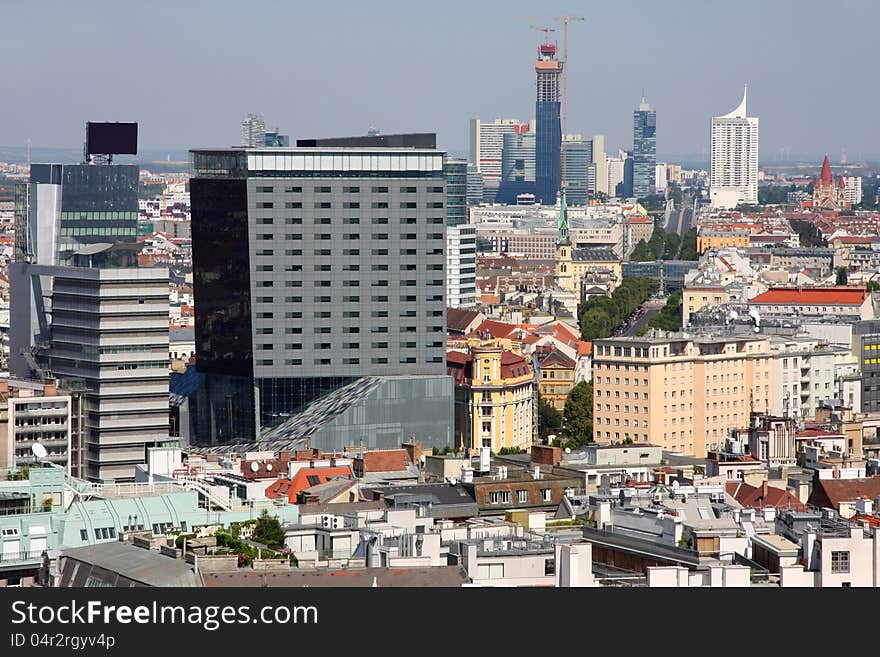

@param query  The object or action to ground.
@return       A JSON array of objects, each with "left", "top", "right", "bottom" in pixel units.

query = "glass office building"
[
  {"left": 562, "top": 138, "right": 591, "bottom": 205},
  {"left": 632, "top": 97, "right": 657, "bottom": 198},
  {"left": 498, "top": 132, "right": 536, "bottom": 204},
  {"left": 189, "top": 140, "right": 454, "bottom": 449},
  {"left": 535, "top": 44, "right": 562, "bottom": 206}
]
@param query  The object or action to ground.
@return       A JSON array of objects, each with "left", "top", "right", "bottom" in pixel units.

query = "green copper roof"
[{"left": 556, "top": 189, "right": 570, "bottom": 245}]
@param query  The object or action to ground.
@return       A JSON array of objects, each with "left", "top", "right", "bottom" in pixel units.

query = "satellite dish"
[
  {"left": 266, "top": 463, "right": 273, "bottom": 471},
  {"left": 250, "top": 461, "right": 260, "bottom": 473},
  {"left": 31, "top": 443, "right": 48, "bottom": 459}
]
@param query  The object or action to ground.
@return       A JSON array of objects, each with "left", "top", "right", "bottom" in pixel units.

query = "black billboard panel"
[{"left": 86, "top": 122, "right": 138, "bottom": 155}]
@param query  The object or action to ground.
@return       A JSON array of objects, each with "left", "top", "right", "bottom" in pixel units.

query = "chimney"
[
  {"left": 761, "top": 480, "right": 768, "bottom": 500},
  {"left": 43, "top": 378, "right": 58, "bottom": 397}
]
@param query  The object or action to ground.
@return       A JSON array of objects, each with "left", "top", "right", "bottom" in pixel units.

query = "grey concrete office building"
[
  {"left": 189, "top": 141, "right": 454, "bottom": 449},
  {"left": 11, "top": 162, "right": 171, "bottom": 482},
  {"left": 855, "top": 320, "right": 880, "bottom": 414}
]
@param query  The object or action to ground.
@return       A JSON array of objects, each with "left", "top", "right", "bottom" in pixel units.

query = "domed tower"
[{"left": 554, "top": 190, "right": 573, "bottom": 291}]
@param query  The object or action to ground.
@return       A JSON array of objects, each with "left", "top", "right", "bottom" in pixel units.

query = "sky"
[{"left": 2, "top": 0, "right": 877, "bottom": 163}]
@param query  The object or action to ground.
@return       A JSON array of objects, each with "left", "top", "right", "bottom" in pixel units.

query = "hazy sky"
[{"left": 3, "top": 0, "right": 877, "bottom": 161}]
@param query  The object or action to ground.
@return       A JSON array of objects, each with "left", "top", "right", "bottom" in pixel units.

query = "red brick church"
[{"left": 805, "top": 154, "right": 850, "bottom": 210}]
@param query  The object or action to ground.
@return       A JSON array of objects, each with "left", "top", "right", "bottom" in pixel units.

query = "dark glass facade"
[
  {"left": 622, "top": 155, "right": 634, "bottom": 198},
  {"left": 190, "top": 177, "right": 257, "bottom": 442},
  {"left": 632, "top": 104, "right": 657, "bottom": 198},
  {"left": 535, "top": 101, "right": 561, "bottom": 205},
  {"left": 562, "top": 140, "right": 590, "bottom": 205},
  {"left": 56, "top": 165, "right": 138, "bottom": 259},
  {"left": 444, "top": 159, "right": 468, "bottom": 226}
]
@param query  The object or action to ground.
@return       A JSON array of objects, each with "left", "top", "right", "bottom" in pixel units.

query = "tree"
[
  {"left": 537, "top": 392, "right": 562, "bottom": 439},
  {"left": 252, "top": 510, "right": 286, "bottom": 548},
  {"left": 790, "top": 219, "right": 824, "bottom": 248},
  {"left": 630, "top": 239, "right": 654, "bottom": 262},
  {"left": 680, "top": 227, "right": 698, "bottom": 260},
  {"left": 663, "top": 232, "right": 681, "bottom": 259},
  {"left": 835, "top": 267, "right": 848, "bottom": 285},
  {"left": 649, "top": 289, "right": 683, "bottom": 332},
  {"left": 867, "top": 280, "right": 880, "bottom": 292},
  {"left": 562, "top": 381, "right": 593, "bottom": 447},
  {"left": 578, "top": 276, "right": 655, "bottom": 340}
]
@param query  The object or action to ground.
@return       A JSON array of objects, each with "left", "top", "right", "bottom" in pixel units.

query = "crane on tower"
[{"left": 522, "top": 15, "right": 585, "bottom": 191}]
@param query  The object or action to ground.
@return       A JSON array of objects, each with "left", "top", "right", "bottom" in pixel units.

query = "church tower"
[{"left": 554, "top": 190, "right": 573, "bottom": 292}]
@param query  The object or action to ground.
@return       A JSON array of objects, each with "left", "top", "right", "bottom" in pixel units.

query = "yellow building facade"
[
  {"left": 591, "top": 335, "right": 776, "bottom": 458},
  {"left": 538, "top": 348, "right": 577, "bottom": 411},
  {"left": 448, "top": 346, "right": 535, "bottom": 452},
  {"left": 696, "top": 232, "right": 750, "bottom": 254},
  {"left": 682, "top": 285, "right": 732, "bottom": 324}
]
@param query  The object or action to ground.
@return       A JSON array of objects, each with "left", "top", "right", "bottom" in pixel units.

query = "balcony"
[
  {"left": 12, "top": 408, "right": 68, "bottom": 418},
  {"left": 0, "top": 550, "right": 44, "bottom": 567}
]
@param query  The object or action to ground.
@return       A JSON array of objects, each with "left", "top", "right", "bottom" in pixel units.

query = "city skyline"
[{"left": 1, "top": 0, "right": 877, "bottom": 161}]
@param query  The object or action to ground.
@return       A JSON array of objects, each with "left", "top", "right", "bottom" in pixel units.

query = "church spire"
[
  {"left": 557, "top": 189, "right": 570, "bottom": 245},
  {"left": 820, "top": 154, "right": 833, "bottom": 184}
]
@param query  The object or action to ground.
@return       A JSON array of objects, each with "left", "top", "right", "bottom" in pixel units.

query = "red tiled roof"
[
  {"left": 796, "top": 429, "right": 844, "bottom": 439},
  {"left": 750, "top": 287, "right": 867, "bottom": 305},
  {"left": 447, "top": 307, "right": 482, "bottom": 332},
  {"left": 539, "top": 348, "right": 576, "bottom": 370},
  {"left": 809, "top": 477, "right": 880, "bottom": 510},
  {"left": 725, "top": 481, "right": 806, "bottom": 511},
  {"left": 264, "top": 466, "right": 353, "bottom": 503},
  {"left": 355, "top": 449, "right": 411, "bottom": 474},
  {"left": 474, "top": 320, "right": 515, "bottom": 338}
]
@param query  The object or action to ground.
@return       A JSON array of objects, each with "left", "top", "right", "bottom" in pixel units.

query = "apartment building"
[
  {"left": 0, "top": 378, "right": 72, "bottom": 472},
  {"left": 447, "top": 346, "right": 535, "bottom": 452},
  {"left": 592, "top": 334, "right": 776, "bottom": 457},
  {"left": 537, "top": 348, "right": 577, "bottom": 411}
]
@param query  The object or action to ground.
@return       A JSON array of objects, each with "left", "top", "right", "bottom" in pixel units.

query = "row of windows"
[
  {"left": 257, "top": 341, "right": 443, "bottom": 350},
  {"left": 256, "top": 326, "right": 439, "bottom": 334},
  {"left": 255, "top": 185, "right": 444, "bottom": 194},
  {"left": 256, "top": 217, "right": 444, "bottom": 225},
  {"left": 257, "top": 308, "right": 442, "bottom": 318},
  {"left": 256, "top": 233, "right": 444, "bottom": 240},
  {"left": 254, "top": 248, "right": 442, "bottom": 257},
  {"left": 115, "top": 361, "right": 168, "bottom": 370},
  {"left": 254, "top": 280, "right": 444, "bottom": 288},
  {"left": 60, "top": 226, "right": 137, "bottom": 236},
  {"left": 488, "top": 489, "right": 553, "bottom": 504},
  {"left": 254, "top": 264, "right": 442, "bottom": 273},
  {"left": 256, "top": 202, "right": 444, "bottom": 209},
  {"left": 61, "top": 211, "right": 138, "bottom": 221},
  {"left": 256, "top": 357, "right": 444, "bottom": 366}
]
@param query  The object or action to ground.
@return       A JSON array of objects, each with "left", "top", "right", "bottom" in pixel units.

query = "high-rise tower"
[
  {"left": 535, "top": 41, "right": 562, "bottom": 206},
  {"left": 709, "top": 86, "right": 759, "bottom": 209},
  {"left": 632, "top": 96, "right": 656, "bottom": 198}
]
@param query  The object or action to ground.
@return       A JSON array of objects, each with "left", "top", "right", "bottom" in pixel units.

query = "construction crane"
[
  {"left": 530, "top": 24, "right": 555, "bottom": 41},
  {"left": 523, "top": 15, "right": 585, "bottom": 191}
]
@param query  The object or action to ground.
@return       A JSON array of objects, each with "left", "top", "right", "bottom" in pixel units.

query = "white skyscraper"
[
  {"left": 842, "top": 176, "right": 863, "bottom": 205},
  {"left": 709, "top": 86, "right": 759, "bottom": 208},
  {"left": 469, "top": 118, "right": 528, "bottom": 203},
  {"left": 241, "top": 113, "right": 266, "bottom": 147}
]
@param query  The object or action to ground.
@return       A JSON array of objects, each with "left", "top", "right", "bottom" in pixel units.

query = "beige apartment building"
[
  {"left": 682, "top": 285, "right": 733, "bottom": 325},
  {"left": 592, "top": 334, "right": 776, "bottom": 458}
]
